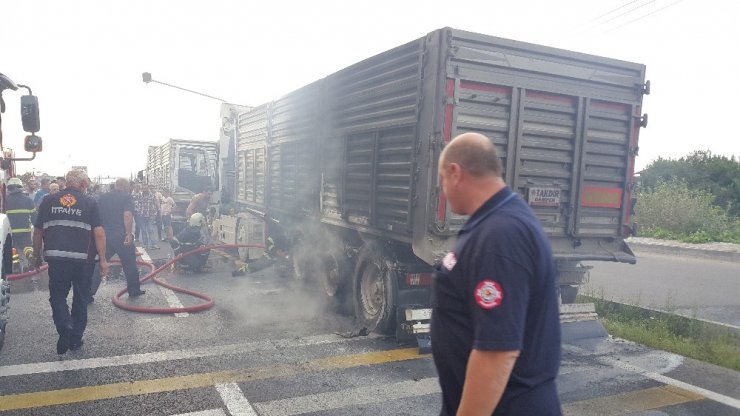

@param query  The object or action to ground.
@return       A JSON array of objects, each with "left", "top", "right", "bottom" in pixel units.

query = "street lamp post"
[{"left": 141, "top": 72, "right": 229, "bottom": 103}]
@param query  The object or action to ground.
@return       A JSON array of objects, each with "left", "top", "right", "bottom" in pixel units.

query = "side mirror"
[
  {"left": 21, "top": 95, "right": 40, "bottom": 133},
  {"left": 24, "top": 134, "right": 43, "bottom": 152}
]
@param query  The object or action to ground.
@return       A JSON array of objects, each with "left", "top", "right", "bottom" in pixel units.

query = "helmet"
[
  {"left": 7, "top": 177, "right": 23, "bottom": 187},
  {"left": 188, "top": 213, "right": 205, "bottom": 227}
]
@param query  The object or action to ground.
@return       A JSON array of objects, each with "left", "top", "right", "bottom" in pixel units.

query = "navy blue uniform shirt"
[
  {"left": 431, "top": 186, "right": 562, "bottom": 415},
  {"left": 34, "top": 188, "right": 101, "bottom": 263},
  {"left": 97, "top": 190, "right": 135, "bottom": 237}
]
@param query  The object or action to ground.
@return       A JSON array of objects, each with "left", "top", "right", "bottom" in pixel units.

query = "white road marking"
[
  {"left": 254, "top": 377, "right": 440, "bottom": 416},
  {"left": 563, "top": 343, "right": 740, "bottom": 410},
  {"left": 138, "top": 247, "right": 189, "bottom": 317},
  {"left": 0, "top": 333, "right": 369, "bottom": 378},
  {"left": 601, "top": 354, "right": 740, "bottom": 410},
  {"left": 157, "top": 276, "right": 189, "bottom": 317},
  {"left": 216, "top": 383, "right": 258, "bottom": 416},
  {"left": 170, "top": 409, "right": 227, "bottom": 416}
]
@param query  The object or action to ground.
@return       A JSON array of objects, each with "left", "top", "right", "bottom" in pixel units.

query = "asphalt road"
[
  {"left": 1, "top": 247, "right": 739, "bottom": 415},
  {"left": 584, "top": 251, "right": 740, "bottom": 328}
]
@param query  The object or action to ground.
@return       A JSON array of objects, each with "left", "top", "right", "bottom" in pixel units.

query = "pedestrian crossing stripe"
[{"left": 0, "top": 348, "right": 423, "bottom": 411}]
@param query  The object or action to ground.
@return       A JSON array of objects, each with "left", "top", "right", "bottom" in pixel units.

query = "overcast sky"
[{"left": 2, "top": 0, "right": 737, "bottom": 179}]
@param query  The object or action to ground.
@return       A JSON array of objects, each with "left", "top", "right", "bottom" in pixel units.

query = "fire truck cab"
[{"left": 0, "top": 72, "right": 43, "bottom": 351}]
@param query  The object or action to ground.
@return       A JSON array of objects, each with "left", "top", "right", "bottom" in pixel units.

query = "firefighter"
[
  {"left": 170, "top": 213, "right": 210, "bottom": 272},
  {"left": 5, "top": 177, "right": 35, "bottom": 270}
]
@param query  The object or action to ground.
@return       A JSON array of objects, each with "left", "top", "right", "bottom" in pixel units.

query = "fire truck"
[{"left": 0, "top": 72, "right": 44, "bottom": 351}]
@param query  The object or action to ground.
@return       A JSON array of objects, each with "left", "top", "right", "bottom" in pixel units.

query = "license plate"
[
  {"left": 528, "top": 187, "right": 561, "bottom": 207},
  {"left": 405, "top": 308, "right": 432, "bottom": 321}
]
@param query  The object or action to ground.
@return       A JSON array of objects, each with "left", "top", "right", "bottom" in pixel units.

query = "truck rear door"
[{"left": 431, "top": 28, "right": 646, "bottom": 254}]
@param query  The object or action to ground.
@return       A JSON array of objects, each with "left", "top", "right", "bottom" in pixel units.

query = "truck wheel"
[
  {"left": 560, "top": 285, "right": 579, "bottom": 304},
  {"left": 354, "top": 252, "right": 396, "bottom": 335},
  {"left": 292, "top": 240, "right": 316, "bottom": 283},
  {"left": 320, "top": 252, "right": 345, "bottom": 297}
]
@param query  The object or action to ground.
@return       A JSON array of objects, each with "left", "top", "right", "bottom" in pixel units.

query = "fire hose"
[{"left": 7, "top": 243, "right": 264, "bottom": 315}]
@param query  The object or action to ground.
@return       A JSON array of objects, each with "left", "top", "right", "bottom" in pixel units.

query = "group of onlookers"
[
  {"left": 9, "top": 176, "right": 176, "bottom": 253},
  {"left": 130, "top": 183, "right": 175, "bottom": 250}
]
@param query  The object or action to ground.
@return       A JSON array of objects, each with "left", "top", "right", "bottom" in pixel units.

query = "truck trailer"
[
  {"left": 146, "top": 139, "right": 219, "bottom": 229},
  {"left": 212, "top": 27, "right": 649, "bottom": 339}
]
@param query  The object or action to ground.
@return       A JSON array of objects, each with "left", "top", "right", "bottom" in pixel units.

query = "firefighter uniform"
[
  {"left": 5, "top": 180, "right": 35, "bottom": 267},
  {"left": 34, "top": 188, "right": 101, "bottom": 353},
  {"left": 431, "top": 187, "right": 562, "bottom": 415}
]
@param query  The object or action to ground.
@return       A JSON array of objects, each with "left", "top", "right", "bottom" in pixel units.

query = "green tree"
[
  {"left": 639, "top": 151, "right": 740, "bottom": 217},
  {"left": 635, "top": 179, "right": 739, "bottom": 243}
]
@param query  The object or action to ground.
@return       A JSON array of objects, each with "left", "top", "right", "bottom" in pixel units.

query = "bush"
[{"left": 635, "top": 179, "right": 739, "bottom": 243}]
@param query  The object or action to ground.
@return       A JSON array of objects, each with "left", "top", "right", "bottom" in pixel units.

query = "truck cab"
[{"left": 0, "top": 72, "right": 43, "bottom": 352}]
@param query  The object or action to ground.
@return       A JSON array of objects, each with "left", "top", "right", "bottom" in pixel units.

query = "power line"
[
  {"left": 590, "top": 0, "right": 645, "bottom": 23},
  {"left": 582, "top": 0, "right": 657, "bottom": 30},
  {"left": 604, "top": 0, "right": 685, "bottom": 33},
  {"left": 600, "top": 0, "right": 658, "bottom": 25}
]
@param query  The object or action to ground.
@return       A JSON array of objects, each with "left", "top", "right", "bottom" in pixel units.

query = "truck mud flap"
[{"left": 560, "top": 303, "right": 608, "bottom": 342}]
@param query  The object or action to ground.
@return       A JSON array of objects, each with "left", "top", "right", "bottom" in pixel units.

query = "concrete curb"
[
  {"left": 626, "top": 237, "right": 740, "bottom": 263},
  {"left": 579, "top": 296, "right": 740, "bottom": 337}
]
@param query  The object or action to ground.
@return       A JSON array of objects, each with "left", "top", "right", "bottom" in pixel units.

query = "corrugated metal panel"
[
  {"left": 329, "top": 41, "right": 421, "bottom": 131},
  {"left": 236, "top": 104, "right": 269, "bottom": 210},
  {"left": 574, "top": 100, "right": 633, "bottom": 236},
  {"left": 516, "top": 90, "right": 579, "bottom": 235},
  {"left": 327, "top": 40, "right": 422, "bottom": 237},
  {"left": 267, "top": 83, "right": 321, "bottom": 216},
  {"left": 440, "top": 29, "right": 645, "bottom": 239},
  {"left": 234, "top": 39, "right": 423, "bottom": 235},
  {"left": 446, "top": 28, "right": 645, "bottom": 103}
]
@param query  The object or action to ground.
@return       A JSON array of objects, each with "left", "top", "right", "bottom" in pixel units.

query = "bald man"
[{"left": 431, "top": 133, "right": 562, "bottom": 415}]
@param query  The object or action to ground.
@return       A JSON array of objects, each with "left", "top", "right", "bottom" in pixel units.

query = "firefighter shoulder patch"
[{"left": 474, "top": 280, "right": 503, "bottom": 309}]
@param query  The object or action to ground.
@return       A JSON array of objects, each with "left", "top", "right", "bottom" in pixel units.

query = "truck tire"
[
  {"left": 291, "top": 238, "right": 317, "bottom": 283},
  {"left": 353, "top": 247, "right": 396, "bottom": 335},
  {"left": 319, "top": 251, "right": 346, "bottom": 297}
]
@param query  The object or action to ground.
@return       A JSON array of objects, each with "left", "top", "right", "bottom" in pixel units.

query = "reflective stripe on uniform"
[
  {"left": 43, "top": 220, "right": 92, "bottom": 231},
  {"left": 43, "top": 250, "right": 89, "bottom": 260},
  {"left": 11, "top": 229, "right": 32, "bottom": 234},
  {"left": 6, "top": 209, "right": 35, "bottom": 214}
]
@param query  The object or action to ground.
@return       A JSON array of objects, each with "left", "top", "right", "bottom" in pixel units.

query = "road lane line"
[
  {"left": 255, "top": 377, "right": 440, "bottom": 416},
  {"left": 563, "top": 385, "right": 704, "bottom": 416},
  {"left": 139, "top": 247, "right": 188, "bottom": 315},
  {"left": 216, "top": 383, "right": 258, "bottom": 416},
  {"left": 157, "top": 276, "right": 190, "bottom": 317},
  {"left": 0, "top": 348, "right": 423, "bottom": 412},
  {"left": 563, "top": 344, "right": 740, "bottom": 410},
  {"left": 171, "top": 410, "right": 227, "bottom": 416},
  {"left": 0, "top": 333, "right": 368, "bottom": 378},
  {"left": 602, "top": 353, "right": 740, "bottom": 410}
]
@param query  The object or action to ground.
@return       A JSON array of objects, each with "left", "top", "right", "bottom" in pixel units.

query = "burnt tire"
[
  {"left": 291, "top": 239, "right": 317, "bottom": 284},
  {"left": 353, "top": 250, "right": 396, "bottom": 335}
]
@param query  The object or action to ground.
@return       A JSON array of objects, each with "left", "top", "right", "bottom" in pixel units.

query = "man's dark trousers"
[
  {"left": 90, "top": 232, "right": 141, "bottom": 300},
  {"left": 48, "top": 260, "right": 91, "bottom": 342}
]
